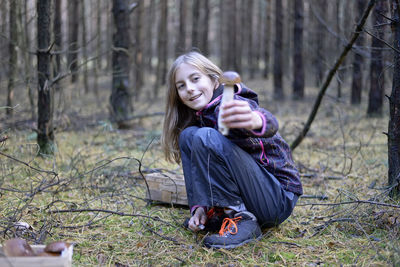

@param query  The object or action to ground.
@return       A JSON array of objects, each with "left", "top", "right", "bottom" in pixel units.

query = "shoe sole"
[{"left": 204, "top": 234, "right": 262, "bottom": 249}]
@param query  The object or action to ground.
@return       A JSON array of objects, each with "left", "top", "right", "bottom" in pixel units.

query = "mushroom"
[{"left": 3, "top": 238, "right": 35, "bottom": 257}]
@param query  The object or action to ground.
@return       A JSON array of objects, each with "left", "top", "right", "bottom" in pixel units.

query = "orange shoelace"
[{"left": 218, "top": 216, "right": 242, "bottom": 236}]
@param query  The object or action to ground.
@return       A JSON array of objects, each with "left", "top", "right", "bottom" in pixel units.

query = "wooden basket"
[
  {"left": 144, "top": 172, "right": 188, "bottom": 206},
  {"left": 0, "top": 244, "right": 73, "bottom": 267}
]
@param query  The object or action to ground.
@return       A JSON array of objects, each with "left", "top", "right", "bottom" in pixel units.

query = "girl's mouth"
[{"left": 190, "top": 94, "right": 201, "bottom": 101}]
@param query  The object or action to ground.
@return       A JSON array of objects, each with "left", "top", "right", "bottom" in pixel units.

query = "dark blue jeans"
[{"left": 179, "top": 126, "right": 298, "bottom": 228}]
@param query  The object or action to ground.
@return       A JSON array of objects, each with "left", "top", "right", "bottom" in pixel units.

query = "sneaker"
[
  {"left": 203, "top": 211, "right": 262, "bottom": 249},
  {"left": 183, "top": 207, "right": 227, "bottom": 232}
]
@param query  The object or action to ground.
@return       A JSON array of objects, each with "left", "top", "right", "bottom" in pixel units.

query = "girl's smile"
[{"left": 175, "top": 63, "right": 217, "bottom": 111}]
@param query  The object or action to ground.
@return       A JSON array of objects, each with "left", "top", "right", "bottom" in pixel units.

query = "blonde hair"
[{"left": 161, "top": 51, "right": 223, "bottom": 163}]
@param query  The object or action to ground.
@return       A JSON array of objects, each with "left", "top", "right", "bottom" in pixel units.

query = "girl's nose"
[{"left": 186, "top": 82, "right": 195, "bottom": 92}]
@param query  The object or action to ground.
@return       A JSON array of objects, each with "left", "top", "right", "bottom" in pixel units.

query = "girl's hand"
[
  {"left": 220, "top": 100, "right": 263, "bottom": 130},
  {"left": 188, "top": 207, "right": 207, "bottom": 232}
]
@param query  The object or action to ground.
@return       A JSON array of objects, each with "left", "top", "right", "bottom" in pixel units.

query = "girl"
[{"left": 161, "top": 51, "right": 302, "bottom": 249}]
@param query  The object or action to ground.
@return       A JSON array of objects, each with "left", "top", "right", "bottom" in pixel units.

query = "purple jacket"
[{"left": 194, "top": 84, "right": 303, "bottom": 195}]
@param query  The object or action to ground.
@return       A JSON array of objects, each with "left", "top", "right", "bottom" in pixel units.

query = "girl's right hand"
[{"left": 188, "top": 207, "right": 207, "bottom": 232}]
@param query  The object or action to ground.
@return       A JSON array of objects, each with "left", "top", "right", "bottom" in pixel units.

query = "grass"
[{"left": 0, "top": 77, "right": 399, "bottom": 266}]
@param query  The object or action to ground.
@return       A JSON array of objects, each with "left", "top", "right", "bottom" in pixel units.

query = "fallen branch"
[
  {"left": 298, "top": 199, "right": 400, "bottom": 208},
  {"left": 0, "top": 150, "right": 58, "bottom": 176},
  {"left": 48, "top": 208, "right": 177, "bottom": 228}
]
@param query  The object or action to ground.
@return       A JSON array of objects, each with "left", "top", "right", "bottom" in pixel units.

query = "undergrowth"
[{"left": 0, "top": 78, "right": 399, "bottom": 266}]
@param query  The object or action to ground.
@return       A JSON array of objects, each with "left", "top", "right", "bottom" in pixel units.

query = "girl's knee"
[
  {"left": 179, "top": 126, "right": 199, "bottom": 147},
  {"left": 192, "top": 127, "right": 221, "bottom": 146}
]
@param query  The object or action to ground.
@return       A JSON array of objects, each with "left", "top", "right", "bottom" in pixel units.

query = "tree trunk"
[
  {"left": 93, "top": 0, "right": 101, "bottom": 100},
  {"left": 175, "top": 0, "right": 187, "bottom": 55},
  {"left": 234, "top": 0, "right": 243, "bottom": 74},
  {"left": 68, "top": 0, "right": 79, "bottom": 83},
  {"left": 247, "top": 0, "right": 254, "bottom": 78},
  {"left": 0, "top": 1, "right": 8, "bottom": 85},
  {"left": 351, "top": 0, "right": 366, "bottom": 105},
  {"left": 37, "top": 0, "right": 54, "bottom": 155},
  {"left": 134, "top": 0, "right": 144, "bottom": 100},
  {"left": 106, "top": 0, "right": 112, "bottom": 71},
  {"left": 199, "top": 0, "right": 209, "bottom": 55},
  {"left": 254, "top": 0, "right": 263, "bottom": 75},
  {"left": 191, "top": 1, "right": 200, "bottom": 50},
  {"left": 110, "top": 0, "right": 132, "bottom": 128},
  {"left": 154, "top": 0, "right": 168, "bottom": 97},
  {"left": 314, "top": 0, "right": 327, "bottom": 87},
  {"left": 81, "top": 0, "right": 89, "bottom": 94},
  {"left": 226, "top": 0, "right": 236, "bottom": 70},
  {"left": 274, "top": 0, "right": 284, "bottom": 100},
  {"left": 367, "top": 0, "right": 388, "bottom": 116},
  {"left": 263, "top": 0, "right": 271, "bottom": 79},
  {"left": 145, "top": 0, "right": 155, "bottom": 73},
  {"left": 6, "top": 0, "right": 17, "bottom": 117},
  {"left": 219, "top": 0, "right": 227, "bottom": 69},
  {"left": 388, "top": 0, "right": 400, "bottom": 197},
  {"left": 22, "top": 0, "right": 35, "bottom": 120},
  {"left": 336, "top": 0, "right": 343, "bottom": 98},
  {"left": 53, "top": 0, "right": 62, "bottom": 90},
  {"left": 293, "top": 0, "right": 305, "bottom": 100}
]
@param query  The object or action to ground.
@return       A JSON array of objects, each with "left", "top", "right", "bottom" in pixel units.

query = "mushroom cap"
[
  {"left": 3, "top": 238, "right": 35, "bottom": 257},
  {"left": 219, "top": 71, "right": 241, "bottom": 86},
  {"left": 44, "top": 241, "right": 70, "bottom": 253}
]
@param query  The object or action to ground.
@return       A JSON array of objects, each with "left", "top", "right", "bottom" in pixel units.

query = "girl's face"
[{"left": 175, "top": 63, "right": 217, "bottom": 111}]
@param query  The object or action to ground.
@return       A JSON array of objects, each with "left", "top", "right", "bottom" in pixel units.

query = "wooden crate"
[
  {"left": 144, "top": 172, "right": 188, "bottom": 206},
  {"left": 0, "top": 245, "right": 73, "bottom": 267}
]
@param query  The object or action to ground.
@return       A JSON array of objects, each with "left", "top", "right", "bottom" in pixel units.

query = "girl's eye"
[
  {"left": 192, "top": 76, "right": 200, "bottom": 82},
  {"left": 177, "top": 84, "right": 185, "bottom": 90}
]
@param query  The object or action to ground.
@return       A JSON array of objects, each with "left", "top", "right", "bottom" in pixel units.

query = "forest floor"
[{"left": 0, "top": 75, "right": 399, "bottom": 266}]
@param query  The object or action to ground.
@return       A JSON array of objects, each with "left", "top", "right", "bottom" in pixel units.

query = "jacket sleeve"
[{"left": 249, "top": 107, "right": 279, "bottom": 138}]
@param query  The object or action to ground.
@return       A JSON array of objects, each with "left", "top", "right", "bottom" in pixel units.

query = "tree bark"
[
  {"left": 226, "top": 0, "right": 236, "bottom": 70},
  {"left": 53, "top": 0, "right": 62, "bottom": 90},
  {"left": 367, "top": 0, "right": 388, "bottom": 116},
  {"left": 22, "top": 0, "right": 35, "bottom": 120},
  {"left": 93, "top": 0, "right": 101, "bottom": 100},
  {"left": 134, "top": 0, "right": 144, "bottom": 99},
  {"left": 175, "top": 0, "right": 187, "bottom": 56},
  {"left": 37, "top": 0, "right": 55, "bottom": 154},
  {"left": 314, "top": 0, "right": 327, "bottom": 87},
  {"left": 293, "top": 0, "right": 305, "bottom": 100},
  {"left": 81, "top": 0, "right": 89, "bottom": 94},
  {"left": 247, "top": 0, "right": 255, "bottom": 78},
  {"left": 68, "top": 0, "right": 79, "bottom": 83},
  {"left": 351, "top": 0, "right": 366, "bottom": 105},
  {"left": 388, "top": 0, "right": 400, "bottom": 197},
  {"left": 219, "top": 0, "right": 227, "bottom": 69},
  {"left": 234, "top": 0, "right": 243, "bottom": 74},
  {"left": 274, "top": 0, "right": 284, "bottom": 100},
  {"left": 6, "top": 0, "right": 17, "bottom": 117},
  {"left": 263, "top": 0, "right": 271, "bottom": 79},
  {"left": 154, "top": 0, "right": 168, "bottom": 97},
  {"left": 199, "top": 0, "right": 209, "bottom": 56},
  {"left": 191, "top": 1, "right": 200, "bottom": 50},
  {"left": 110, "top": 0, "right": 132, "bottom": 128},
  {"left": 145, "top": 0, "right": 155, "bottom": 73}
]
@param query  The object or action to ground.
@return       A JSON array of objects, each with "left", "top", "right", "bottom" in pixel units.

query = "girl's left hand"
[{"left": 220, "top": 100, "right": 263, "bottom": 130}]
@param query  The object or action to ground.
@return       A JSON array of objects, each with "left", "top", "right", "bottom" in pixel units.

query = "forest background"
[{"left": 0, "top": 0, "right": 400, "bottom": 265}]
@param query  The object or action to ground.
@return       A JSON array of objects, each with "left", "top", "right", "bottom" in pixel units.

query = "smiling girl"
[{"left": 161, "top": 51, "right": 302, "bottom": 249}]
